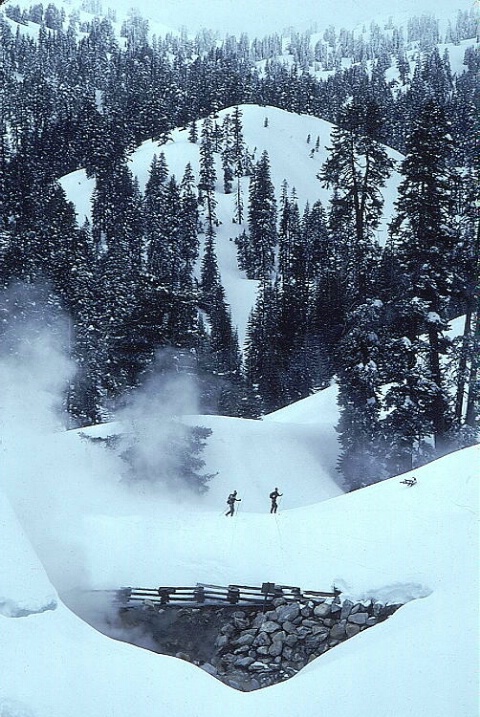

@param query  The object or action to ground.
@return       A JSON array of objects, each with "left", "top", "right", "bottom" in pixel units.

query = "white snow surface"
[
  {"left": 1, "top": 384, "right": 478, "bottom": 716},
  {"left": 0, "top": 489, "right": 57, "bottom": 618}
]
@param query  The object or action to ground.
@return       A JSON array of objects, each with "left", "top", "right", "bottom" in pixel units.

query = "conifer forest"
[{"left": 0, "top": 1, "right": 478, "bottom": 490}]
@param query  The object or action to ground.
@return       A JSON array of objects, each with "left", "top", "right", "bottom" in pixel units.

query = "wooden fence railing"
[{"left": 114, "top": 582, "right": 340, "bottom": 608}]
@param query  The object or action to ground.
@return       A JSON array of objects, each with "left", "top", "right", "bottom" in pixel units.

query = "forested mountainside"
[{"left": 0, "top": 1, "right": 478, "bottom": 490}]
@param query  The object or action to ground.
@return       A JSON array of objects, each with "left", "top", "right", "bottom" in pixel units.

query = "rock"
[
  {"left": 272, "top": 630, "right": 287, "bottom": 643},
  {"left": 201, "top": 663, "right": 218, "bottom": 676},
  {"left": 272, "top": 597, "right": 287, "bottom": 608},
  {"left": 276, "top": 603, "right": 300, "bottom": 624},
  {"left": 264, "top": 610, "right": 277, "bottom": 620},
  {"left": 215, "top": 635, "right": 230, "bottom": 650},
  {"left": 249, "top": 661, "right": 270, "bottom": 671},
  {"left": 296, "top": 626, "right": 311, "bottom": 639},
  {"left": 253, "top": 632, "right": 271, "bottom": 647},
  {"left": 283, "top": 646, "right": 293, "bottom": 661},
  {"left": 340, "top": 599, "right": 354, "bottom": 620},
  {"left": 232, "top": 610, "right": 247, "bottom": 619},
  {"left": 301, "top": 619, "right": 319, "bottom": 628},
  {"left": 259, "top": 620, "right": 280, "bottom": 634},
  {"left": 300, "top": 604, "right": 312, "bottom": 617},
  {"left": 348, "top": 612, "right": 368, "bottom": 625},
  {"left": 310, "top": 626, "right": 329, "bottom": 639},
  {"left": 256, "top": 646, "right": 270, "bottom": 656},
  {"left": 251, "top": 613, "right": 266, "bottom": 628},
  {"left": 224, "top": 676, "right": 245, "bottom": 691},
  {"left": 234, "top": 633, "right": 255, "bottom": 647},
  {"left": 221, "top": 623, "right": 236, "bottom": 636},
  {"left": 234, "top": 656, "right": 255, "bottom": 668},
  {"left": 233, "top": 645, "right": 251, "bottom": 654},
  {"left": 285, "top": 634, "right": 298, "bottom": 647},
  {"left": 219, "top": 653, "right": 235, "bottom": 667},
  {"left": 292, "top": 650, "right": 306, "bottom": 665},
  {"left": 268, "top": 641, "right": 283, "bottom": 657},
  {"left": 323, "top": 618, "right": 334, "bottom": 627},
  {"left": 346, "top": 623, "right": 361, "bottom": 638},
  {"left": 305, "top": 634, "right": 327, "bottom": 651},
  {"left": 366, "top": 616, "right": 378, "bottom": 627},
  {"left": 283, "top": 620, "right": 297, "bottom": 633},
  {"left": 330, "top": 602, "right": 341, "bottom": 615},
  {"left": 314, "top": 603, "right": 331, "bottom": 618},
  {"left": 329, "top": 623, "right": 346, "bottom": 641},
  {"left": 233, "top": 617, "right": 250, "bottom": 630}
]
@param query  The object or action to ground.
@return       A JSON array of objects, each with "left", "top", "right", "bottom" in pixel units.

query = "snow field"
[{"left": 0, "top": 392, "right": 478, "bottom": 717}]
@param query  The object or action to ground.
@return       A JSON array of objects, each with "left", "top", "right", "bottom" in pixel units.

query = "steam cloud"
[{"left": 0, "top": 283, "right": 206, "bottom": 598}]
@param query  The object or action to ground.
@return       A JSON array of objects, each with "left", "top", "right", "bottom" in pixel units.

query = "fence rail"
[{"left": 114, "top": 582, "right": 340, "bottom": 608}]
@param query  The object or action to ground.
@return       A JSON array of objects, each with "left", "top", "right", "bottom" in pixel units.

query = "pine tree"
[
  {"left": 144, "top": 153, "right": 169, "bottom": 277},
  {"left": 277, "top": 192, "right": 315, "bottom": 403},
  {"left": 242, "top": 150, "right": 278, "bottom": 279},
  {"left": 388, "top": 100, "right": 457, "bottom": 454},
  {"left": 198, "top": 115, "right": 218, "bottom": 231},
  {"left": 244, "top": 281, "right": 284, "bottom": 413},
  {"left": 179, "top": 163, "right": 200, "bottom": 284},
  {"left": 336, "top": 299, "right": 387, "bottom": 489},
  {"left": 319, "top": 99, "right": 394, "bottom": 304}
]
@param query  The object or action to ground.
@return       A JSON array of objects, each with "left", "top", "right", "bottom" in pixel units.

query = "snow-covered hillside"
[
  {"left": 60, "top": 104, "right": 403, "bottom": 346},
  {"left": 1, "top": 341, "right": 478, "bottom": 717},
  {"left": 0, "top": 405, "right": 478, "bottom": 716}
]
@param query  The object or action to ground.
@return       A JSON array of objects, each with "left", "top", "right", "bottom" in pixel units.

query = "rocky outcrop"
[
  {"left": 210, "top": 596, "right": 400, "bottom": 690},
  {"left": 116, "top": 595, "right": 400, "bottom": 691}
]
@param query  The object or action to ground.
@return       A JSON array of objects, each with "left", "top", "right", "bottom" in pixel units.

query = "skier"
[
  {"left": 269, "top": 487, "right": 283, "bottom": 513},
  {"left": 225, "top": 490, "right": 241, "bottom": 517}
]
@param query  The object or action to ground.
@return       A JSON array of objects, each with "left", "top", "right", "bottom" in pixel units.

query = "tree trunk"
[
  {"left": 428, "top": 325, "right": 449, "bottom": 452},
  {"left": 465, "top": 309, "right": 479, "bottom": 428},
  {"left": 454, "top": 310, "right": 473, "bottom": 423}
]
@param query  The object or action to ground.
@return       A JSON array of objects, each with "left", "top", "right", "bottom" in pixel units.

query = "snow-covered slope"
[
  {"left": 0, "top": 439, "right": 478, "bottom": 716},
  {"left": 0, "top": 311, "right": 477, "bottom": 715},
  {"left": 0, "top": 488, "right": 57, "bottom": 618}
]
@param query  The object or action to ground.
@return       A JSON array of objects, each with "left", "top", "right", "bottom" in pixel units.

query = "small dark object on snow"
[
  {"left": 400, "top": 477, "right": 417, "bottom": 487},
  {"left": 225, "top": 490, "right": 241, "bottom": 516}
]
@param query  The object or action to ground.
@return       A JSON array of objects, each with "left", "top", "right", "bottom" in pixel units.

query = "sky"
[{"left": 109, "top": 0, "right": 469, "bottom": 34}]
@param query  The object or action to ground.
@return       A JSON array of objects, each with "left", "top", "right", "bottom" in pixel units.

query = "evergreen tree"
[
  {"left": 388, "top": 100, "right": 457, "bottom": 454},
  {"left": 319, "top": 99, "right": 394, "bottom": 303},
  {"left": 198, "top": 115, "right": 218, "bottom": 231},
  {"left": 336, "top": 299, "right": 386, "bottom": 489},
  {"left": 244, "top": 280, "right": 284, "bottom": 413},
  {"left": 240, "top": 150, "right": 277, "bottom": 279}
]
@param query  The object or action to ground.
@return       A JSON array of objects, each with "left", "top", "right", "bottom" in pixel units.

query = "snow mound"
[
  {"left": 185, "top": 412, "right": 343, "bottom": 510},
  {"left": 263, "top": 384, "right": 339, "bottom": 425},
  {"left": 0, "top": 489, "right": 57, "bottom": 618}
]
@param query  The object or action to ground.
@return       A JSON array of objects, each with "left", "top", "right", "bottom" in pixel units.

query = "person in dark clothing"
[
  {"left": 269, "top": 487, "right": 283, "bottom": 513},
  {"left": 225, "top": 490, "right": 241, "bottom": 516}
]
